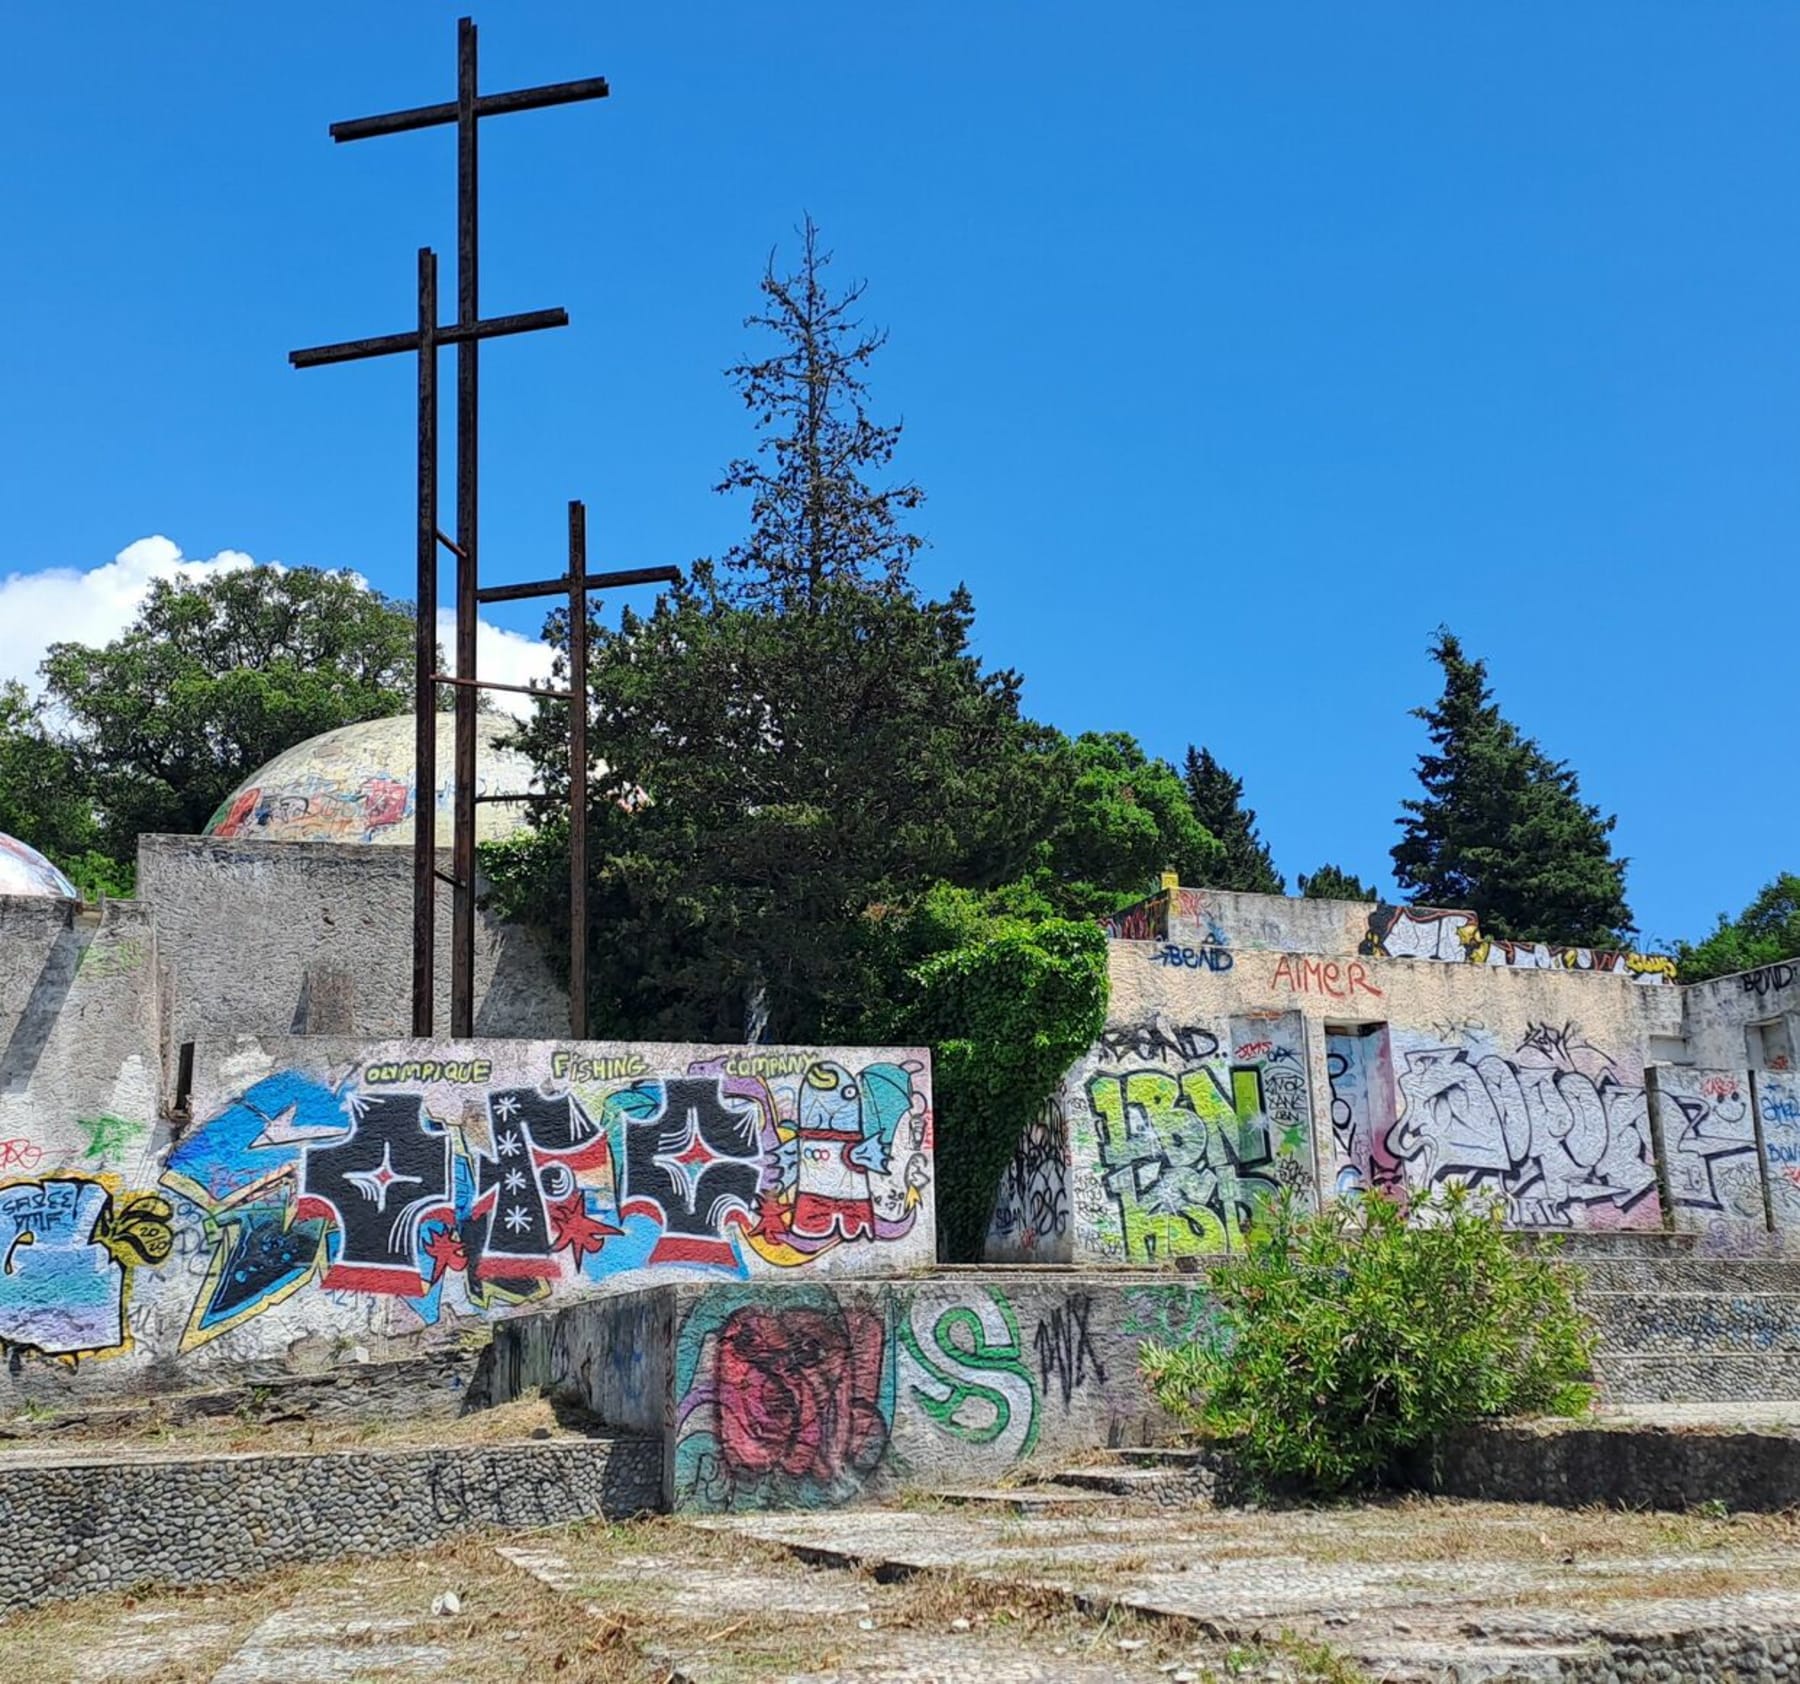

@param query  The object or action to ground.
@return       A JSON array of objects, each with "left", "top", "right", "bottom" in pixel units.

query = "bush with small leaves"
[{"left": 1140, "top": 1186, "right": 1594, "bottom": 1493}]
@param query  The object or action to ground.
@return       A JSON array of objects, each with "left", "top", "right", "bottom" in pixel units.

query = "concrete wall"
[
  {"left": 1106, "top": 886, "right": 1678, "bottom": 984},
  {"left": 136, "top": 835, "right": 567, "bottom": 1053},
  {"left": 0, "top": 895, "right": 170, "bottom": 1367},
  {"left": 0, "top": 1034, "right": 934, "bottom": 1409},
  {"left": 1681, "top": 962, "right": 1800, "bottom": 1071},
  {"left": 664, "top": 1275, "right": 1212, "bottom": 1511},
  {"left": 990, "top": 932, "right": 1689, "bottom": 1265}
]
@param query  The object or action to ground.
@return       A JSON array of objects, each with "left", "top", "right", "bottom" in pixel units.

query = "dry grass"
[
  {"left": 0, "top": 1536, "right": 665, "bottom": 1684},
  {"left": 0, "top": 1394, "right": 597, "bottom": 1461}
]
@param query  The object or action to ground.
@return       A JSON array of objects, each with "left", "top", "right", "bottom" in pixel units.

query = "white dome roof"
[
  {"left": 204, "top": 713, "right": 537, "bottom": 847},
  {"left": 0, "top": 834, "right": 78, "bottom": 899}
]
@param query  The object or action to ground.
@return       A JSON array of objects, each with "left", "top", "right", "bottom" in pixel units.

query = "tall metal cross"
[
  {"left": 478, "top": 504, "right": 679, "bottom": 1037},
  {"left": 289, "top": 17, "right": 671, "bottom": 1039}
]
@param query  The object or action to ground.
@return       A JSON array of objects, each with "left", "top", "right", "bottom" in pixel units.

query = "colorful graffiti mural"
[
  {"left": 1758, "top": 1071, "right": 1800, "bottom": 1237},
  {"left": 1360, "top": 906, "right": 1675, "bottom": 985},
  {"left": 1325, "top": 1025, "right": 1396, "bottom": 1195},
  {"left": 1382, "top": 1023, "right": 1662, "bottom": 1228},
  {"left": 672, "top": 1282, "right": 1161, "bottom": 1511},
  {"left": 159, "top": 1047, "right": 933, "bottom": 1353},
  {"left": 1075, "top": 1012, "right": 1312, "bottom": 1261},
  {"left": 203, "top": 714, "right": 535, "bottom": 848},
  {"left": 986, "top": 1092, "right": 1069, "bottom": 1259},
  {"left": 1655, "top": 1067, "right": 1768, "bottom": 1243},
  {"left": 0, "top": 1175, "right": 173, "bottom": 1358},
  {"left": 0, "top": 832, "right": 79, "bottom": 899}
]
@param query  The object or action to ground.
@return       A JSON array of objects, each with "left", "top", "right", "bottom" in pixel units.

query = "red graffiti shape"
[
  {"left": 547, "top": 1190, "right": 623, "bottom": 1267},
  {"left": 0, "top": 1139, "right": 43, "bottom": 1171},
  {"left": 716, "top": 1305, "right": 888, "bottom": 1486}
]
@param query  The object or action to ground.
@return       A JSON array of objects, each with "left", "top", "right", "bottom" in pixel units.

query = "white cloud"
[
  {"left": 0, "top": 536, "right": 555, "bottom": 721},
  {"left": 436, "top": 608, "right": 556, "bottom": 721},
  {"left": 0, "top": 536, "right": 254, "bottom": 692}
]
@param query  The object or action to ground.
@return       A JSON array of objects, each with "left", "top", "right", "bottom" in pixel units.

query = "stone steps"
[
  {"left": 1573, "top": 1258, "right": 1800, "bottom": 1294},
  {"left": 1581, "top": 1290, "right": 1800, "bottom": 1354},
  {"left": 1596, "top": 1352, "right": 1800, "bottom": 1404}
]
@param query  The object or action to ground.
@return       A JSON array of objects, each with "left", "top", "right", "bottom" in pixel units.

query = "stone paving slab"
[{"left": 699, "top": 1501, "right": 1800, "bottom": 1679}]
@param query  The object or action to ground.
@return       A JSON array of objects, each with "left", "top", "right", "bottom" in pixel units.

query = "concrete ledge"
[
  {"left": 1417, "top": 1420, "right": 1800, "bottom": 1513},
  {"left": 0, "top": 1435, "right": 660, "bottom": 1614}
]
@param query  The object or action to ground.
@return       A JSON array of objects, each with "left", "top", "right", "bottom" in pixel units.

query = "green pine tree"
[
  {"left": 1181, "top": 746, "right": 1285, "bottom": 894},
  {"left": 1297, "top": 864, "right": 1375, "bottom": 901},
  {"left": 1392, "top": 631, "right": 1633, "bottom": 947}
]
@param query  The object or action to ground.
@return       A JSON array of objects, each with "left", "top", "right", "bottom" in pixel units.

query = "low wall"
[
  {"left": 1, "top": 1035, "right": 935, "bottom": 1409},
  {"left": 480, "top": 1273, "right": 1218, "bottom": 1513},
  {"left": 1418, "top": 1419, "right": 1800, "bottom": 1513},
  {"left": 0, "top": 1437, "right": 660, "bottom": 1613}
]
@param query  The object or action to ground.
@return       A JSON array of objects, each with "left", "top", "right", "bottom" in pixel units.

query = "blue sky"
[{"left": 2, "top": 3, "right": 1795, "bottom": 948}]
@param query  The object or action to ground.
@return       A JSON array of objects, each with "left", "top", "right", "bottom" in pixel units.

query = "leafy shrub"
[
  {"left": 1140, "top": 1187, "right": 1594, "bottom": 1493},
  {"left": 861, "top": 881, "right": 1110, "bottom": 1262}
]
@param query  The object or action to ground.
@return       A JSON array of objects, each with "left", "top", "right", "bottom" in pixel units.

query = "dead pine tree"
[{"left": 717, "top": 213, "right": 925, "bottom": 610}]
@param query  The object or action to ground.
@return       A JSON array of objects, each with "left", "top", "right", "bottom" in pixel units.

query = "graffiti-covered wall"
[
  {"left": 990, "top": 919, "right": 1691, "bottom": 1262},
  {"left": 0, "top": 1034, "right": 933, "bottom": 1406},
  {"left": 1104, "top": 886, "right": 1677, "bottom": 985},
  {"left": 0, "top": 897, "right": 169, "bottom": 1368}
]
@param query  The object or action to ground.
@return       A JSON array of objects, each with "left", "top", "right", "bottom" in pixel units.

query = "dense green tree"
[
  {"left": 41, "top": 566, "right": 425, "bottom": 861},
  {"left": 1181, "top": 745, "right": 1285, "bottom": 894},
  {"left": 1297, "top": 863, "right": 1376, "bottom": 901},
  {"left": 1391, "top": 631, "right": 1633, "bottom": 947},
  {"left": 494, "top": 570, "right": 1051, "bottom": 1042},
  {"left": 0, "top": 682, "right": 128, "bottom": 897},
  {"left": 1677, "top": 874, "right": 1800, "bottom": 982}
]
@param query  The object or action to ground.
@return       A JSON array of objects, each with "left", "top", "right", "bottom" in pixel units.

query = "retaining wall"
[
  {"left": 480, "top": 1272, "right": 1216, "bottom": 1513},
  {"left": 0, "top": 1436, "right": 660, "bottom": 1613}
]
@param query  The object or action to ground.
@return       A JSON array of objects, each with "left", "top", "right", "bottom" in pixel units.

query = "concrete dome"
[
  {"left": 0, "top": 834, "right": 78, "bottom": 899},
  {"left": 204, "top": 713, "right": 537, "bottom": 847}
]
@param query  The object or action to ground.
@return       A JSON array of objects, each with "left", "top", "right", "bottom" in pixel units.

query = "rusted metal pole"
[
  {"left": 413, "top": 246, "right": 439, "bottom": 1037},
  {"left": 568, "top": 499, "right": 589, "bottom": 1040},
  {"left": 451, "top": 16, "right": 480, "bottom": 1039}
]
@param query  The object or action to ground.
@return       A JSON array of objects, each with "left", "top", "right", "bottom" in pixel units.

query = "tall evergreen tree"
[
  {"left": 1392, "top": 631, "right": 1633, "bottom": 946},
  {"left": 1181, "top": 745, "right": 1285, "bottom": 894}
]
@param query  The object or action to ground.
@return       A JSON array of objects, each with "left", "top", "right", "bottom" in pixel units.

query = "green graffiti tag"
[
  {"left": 898, "top": 1289, "right": 1040, "bottom": 1457},
  {"left": 81, "top": 1114, "right": 146, "bottom": 1162}
]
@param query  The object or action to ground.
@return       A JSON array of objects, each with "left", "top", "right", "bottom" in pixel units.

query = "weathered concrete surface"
[
  {"left": 706, "top": 1499, "right": 1800, "bottom": 1683},
  {"left": 136, "top": 834, "right": 565, "bottom": 1049},
  {"left": 0, "top": 1435, "right": 661, "bottom": 1613}
]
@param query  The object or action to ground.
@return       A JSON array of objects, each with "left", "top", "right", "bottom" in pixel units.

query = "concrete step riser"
[
  {"left": 1573, "top": 1261, "right": 1800, "bottom": 1294},
  {"left": 1583, "top": 1292, "right": 1800, "bottom": 1354}
]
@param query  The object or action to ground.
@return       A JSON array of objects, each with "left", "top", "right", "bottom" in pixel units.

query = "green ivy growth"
[
  {"left": 856, "top": 881, "right": 1110, "bottom": 1262},
  {"left": 1141, "top": 1186, "right": 1595, "bottom": 1494}
]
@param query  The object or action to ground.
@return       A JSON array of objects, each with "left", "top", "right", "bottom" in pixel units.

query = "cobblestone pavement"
[{"left": 701, "top": 1497, "right": 1800, "bottom": 1679}]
